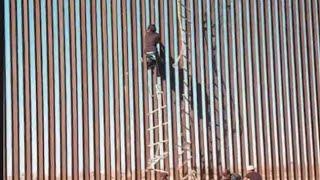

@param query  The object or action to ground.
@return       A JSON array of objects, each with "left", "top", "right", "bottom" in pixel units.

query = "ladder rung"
[
  {"left": 180, "top": 16, "right": 191, "bottom": 21},
  {"left": 147, "top": 122, "right": 169, "bottom": 131},
  {"left": 148, "top": 140, "right": 169, "bottom": 147},
  {"left": 149, "top": 154, "right": 168, "bottom": 163},
  {"left": 178, "top": 149, "right": 192, "bottom": 155},
  {"left": 176, "top": 142, "right": 191, "bottom": 148},
  {"left": 151, "top": 152, "right": 168, "bottom": 159},
  {"left": 151, "top": 91, "right": 164, "bottom": 97},
  {"left": 147, "top": 168, "right": 169, "bottom": 174},
  {"left": 148, "top": 105, "right": 166, "bottom": 115}
]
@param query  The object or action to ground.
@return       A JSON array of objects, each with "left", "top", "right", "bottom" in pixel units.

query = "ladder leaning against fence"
[{"left": 176, "top": 0, "right": 198, "bottom": 179}]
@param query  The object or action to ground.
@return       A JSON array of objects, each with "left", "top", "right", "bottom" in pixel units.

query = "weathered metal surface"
[{"left": 4, "top": 0, "right": 320, "bottom": 179}]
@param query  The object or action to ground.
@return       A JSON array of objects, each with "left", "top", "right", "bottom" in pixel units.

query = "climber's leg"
[{"left": 146, "top": 51, "right": 158, "bottom": 69}]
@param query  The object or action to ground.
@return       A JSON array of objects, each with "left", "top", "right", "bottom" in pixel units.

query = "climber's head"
[{"left": 147, "top": 24, "right": 157, "bottom": 32}]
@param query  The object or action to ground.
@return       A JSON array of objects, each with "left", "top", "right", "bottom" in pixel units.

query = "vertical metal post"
[
  {"left": 17, "top": 0, "right": 25, "bottom": 177},
  {"left": 207, "top": 0, "right": 217, "bottom": 178},
  {"left": 63, "top": 0, "right": 73, "bottom": 177},
  {"left": 266, "top": 1, "right": 280, "bottom": 177},
  {"left": 244, "top": 0, "right": 257, "bottom": 167},
  {"left": 280, "top": 0, "right": 294, "bottom": 178},
  {"left": 116, "top": 0, "right": 126, "bottom": 177},
  {"left": 294, "top": 1, "right": 311, "bottom": 177},
  {"left": 96, "top": 0, "right": 105, "bottom": 176},
  {"left": 144, "top": 1, "right": 155, "bottom": 178},
  {"left": 5, "top": 0, "right": 12, "bottom": 177},
  {"left": 198, "top": 0, "right": 209, "bottom": 177},
  {"left": 75, "top": 0, "right": 84, "bottom": 176},
  {"left": 273, "top": 0, "right": 287, "bottom": 178},
  {"left": 306, "top": 0, "right": 320, "bottom": 178},
  {"left": 136, "top": 0, "right": 146, "bottom": 176},
  {"left": 163, "top": 0, "right": 174, "bottom": 178},
  {"left": 222, "top": 0, "right": 233, "bottom": 171},
  {"left": 181, "top": 0, "right": 192, "bottom": 176},
  {"left": 85, "top": 0, "right": 95, "bottom": 175},
  {"left": 292, "top": 0, "right": 308, "bottom": 178},
  {"left": 126, "top": 0, "right": 136, "bottom": 177},
  {"left": 310, "top": 0, "right": 320, "bottom": 178},
  {"left": 106, "top": 0, "right": 116, "bottom": 177},
  {"left": 40, "top": 0, "right": 49, "bottom": 176},
  {"left": 230, "top": 0, "right": 241, "bottom": 174},
  {"left": 287, "top": 0, "right": 301, "bottom": 178},
  {"left": 251, "top": 0, "right": 264, "bottom": 174},
  {"left": 236, "top": 0, "right": 249, "bottom": 168},
  {"left": 29, "top": 0, "right": 38, "bottom": 176},
  {"left": 259, "top": 0, "right": 273, "bottom": 178},
  {"left": 190, "top": 0, "right": 201, "bottom": 175},
  {"left": 215, "top": 0, "right": 225, "bottom": 170},
  {"left": 172, "top": 0, "right": 182, "bottom": 177}
]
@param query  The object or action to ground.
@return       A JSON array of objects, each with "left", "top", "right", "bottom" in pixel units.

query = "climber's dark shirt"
[{"left": 144, "top": 31, "right": 160, "bottom": 53}]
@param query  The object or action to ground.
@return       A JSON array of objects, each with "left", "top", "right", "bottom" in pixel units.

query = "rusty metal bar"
[
  {"left": 310, "top": 0, "right": 320, "bottom": 178},
  {"left": 258, "top": 0, "right": 272, "bottom": 178},
  {"left": 106, "top": 0, "right": 116, "bottom": 178},
  {"left": 215, "top": 0, "right": 226, "bottom": 171},
  {"left": 144, "top": 0, "right": 155, "bottom": 178},
  {"left": 91, "top": 0, "right": 101, "bottom": 178},
  {"left": 306, "top": 0, "right": 320, "bottom": 178},
  {"left": 101, "top": 0, "right": 110, "bottom": 178},
  {"left": 85, "top": 0, "right": 95, "bottom": 177},
  {"left": 80, "top": 0, "right": 90, "bottom": 178},
  {"left": 7, "top": 0, "right": 19, "bottom": 179},
  {"left": 58, "top": 0, "right": 66, "bottom": 178},
  {"left": 63, "top": 0, "right": 73, "bottom": 178},
  {"left": 197, "top": 0, "right": 209, "bottom": 177},
  {"left": 251, "top": 0, "right": 264, "bottom": 175},
  {"left": 47, "top": 0, "right": 56, "bottom": 177},
  {"left": 69, "top": 0, "right": 79, "bottom": 178},
  {"left": 116, "top": 0, "right": 126, "bottom": 177},
  {"left": 266, "top": 0, "right": 280, "bottom": 178},
  {"left": 206, "top": 0, "right": 217, "bottom": 178},
  {"left": 34, "top": 0, "right": 44, "bottom": 177},
  {"left": 126, "top": 0, "right": 136, "bottom": 177},
  {"left": 190, "top": 0, "right": 201, "bottom": 175},
  {"left": 244, "top": 0, "right": 257, "bottom": 168},
  {"left": 236, "top": 0, "right": 249, "bottom": 170},
  {"left": 96, "top": 0, "right": 105, "bottom": 178},
  {"left": 287, "top": 0, "right": 301, "bottom": 178},
  {"left": 230, "top": 0, "right": 241, "bottom": 174},
  {"left": 162, "top": 0, "right": 174, "bottom": 177},
  {"left": 135, "top": 0, "right": 146, "bottom": 178},
  {"left": 299, "top": 0, "right": 315, "bottom": 178},
  {"left": 75, "top": 0, "right": 84, "bottom": 178},
  {"left": 293, "top": 0, "right": 308, "bottom": 178},
  {"left": 273, "top": 0, "right": 287, "bottom": 178},
  {"left": 23, "top": 0, "right": 32, "bottom": 177},
  {"left": 279, "top": 0, "right": 294, "bottom": 178}
]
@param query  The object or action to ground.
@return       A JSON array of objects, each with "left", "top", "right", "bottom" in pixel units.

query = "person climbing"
[{"left": 144, "top": 24, "right": 161, "bottom": 70}]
